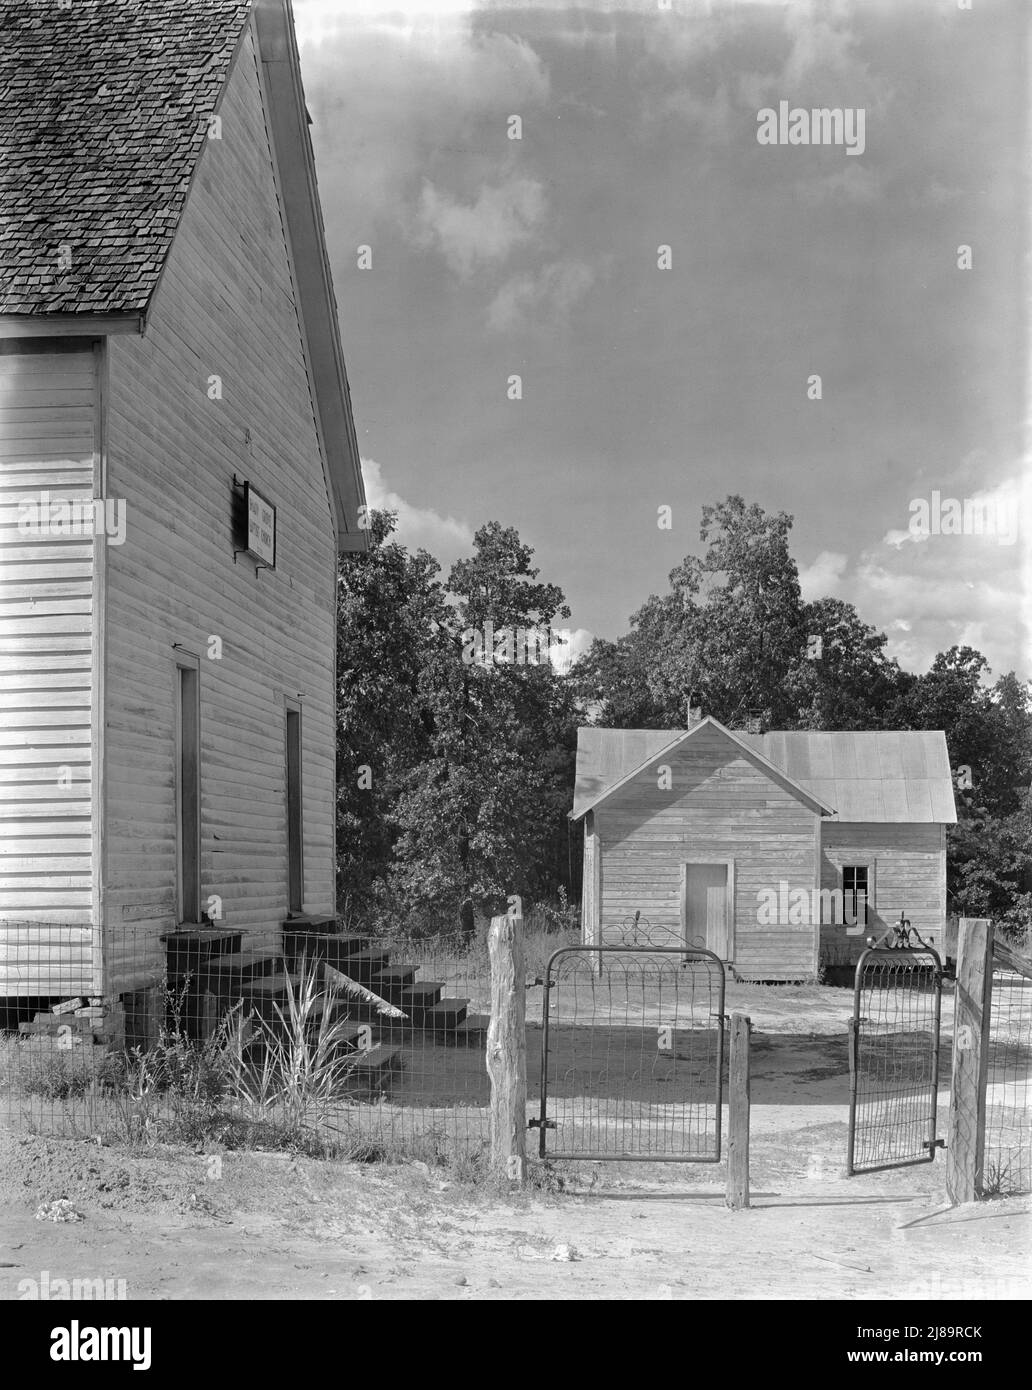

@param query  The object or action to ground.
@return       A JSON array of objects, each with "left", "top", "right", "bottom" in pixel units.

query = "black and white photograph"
[{"left": 0, "top": 0, "right": 1028, "bottom": 1338}]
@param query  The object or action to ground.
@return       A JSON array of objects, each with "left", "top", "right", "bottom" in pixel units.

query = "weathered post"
[
  {"left": 946, "top": 918, "right": 993, "bottom": 1205},
  {"left": 487, "top": 900, "right": 527, "bottom": 1184},
  {"left": 726, "top": 1011, "right": 751, "bottom": 1209}
]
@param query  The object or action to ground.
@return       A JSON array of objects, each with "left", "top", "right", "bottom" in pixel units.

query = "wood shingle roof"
[{"left": 0, "top": 0, "right": 251, "bottom": 315}]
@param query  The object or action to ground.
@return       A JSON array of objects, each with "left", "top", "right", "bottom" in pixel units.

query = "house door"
[
  {"left": 285, "top": 704, "right": 303, "bottom": 914},
  {"left": 176, "top": 662, "right": 201, "bottom": 924},
  {"left": 683, "top": 863, "right": 729, "bottom": 958}
]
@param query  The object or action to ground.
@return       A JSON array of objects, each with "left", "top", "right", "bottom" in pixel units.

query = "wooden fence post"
[
  {"left": 487, "top": 905, "right": 527, "bottom": 1184},
  {"left": 946, "top": 918, "right": 993, "bottom": 1205},
  {"left": 726, "top": 1011, "right": 751, "bottom": 1209}
]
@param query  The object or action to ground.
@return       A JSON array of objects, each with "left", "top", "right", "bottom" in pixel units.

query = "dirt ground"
[
  {"left": 2, "top": 982, "right": 1028, "bottom": 1301},
  {"left": 0, "top": 1128, "right": 1028, "bottom": 1302}
]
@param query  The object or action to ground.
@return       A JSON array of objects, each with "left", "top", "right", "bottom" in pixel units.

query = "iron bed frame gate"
[
  {"left": 847, "top": 919, "right": 945, "bottom": 1176},
  {"left": 532, "top": 941, "right": 726, "bottom": 1162}
]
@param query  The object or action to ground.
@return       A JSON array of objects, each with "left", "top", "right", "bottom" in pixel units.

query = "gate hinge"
[
  {"left": 923, "top": 1138, "right": 945, "bottom": 1153},
  {"left": 528, "top": 1118, "right": 556, "bottom": 1130},
  {"left": 525, "top": 977, "right": 543, "bottom": 988}
]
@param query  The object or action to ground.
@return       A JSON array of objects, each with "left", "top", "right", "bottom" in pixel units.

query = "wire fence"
[
  {"left": 0, "top": 919, "right": 510, "bottom": 1163},
  {"left": 983, "top": 958, "right": 1032, "bottom": 1196},
  {"left": 534, "top": 946, "right": 725, "bottom": 1161},
  {"left": 848, "top": 950, "right": 943, "bottom": 1175}
]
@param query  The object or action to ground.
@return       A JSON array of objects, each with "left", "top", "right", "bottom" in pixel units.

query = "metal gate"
[
  {"left": 847, "top": 922, "right": 944, "bottom": 1175},
  {"left": 532, "top": 940, "right": 725, "bottom": 1161}
]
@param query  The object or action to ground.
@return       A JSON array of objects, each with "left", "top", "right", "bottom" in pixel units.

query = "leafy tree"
[
  {"left": 575, "top": 496, "right": 809, "bottom": 727},
  {"left": 386, "top": 523, "right": 577, "bottom": 922},
  {"left": 336, "top": 515, "right": 577, "bottom": 930},
  {"left": 571, "top": 632, "right": 672, "bottom": 727},
  {"left": 335, "top": 511, "right": 447, "bottom": 916},
  {"left": 446, "top": 520, "right": 569, "bottom": 633},
  {"left": 781, "top": 597, "right": 903, "bottom": 729},
  {"left": 888, "top": 647, "right": 997, "bottom": 789},
  {"left": 948, "top": 788, "right": 1032, "bottom": 939}
]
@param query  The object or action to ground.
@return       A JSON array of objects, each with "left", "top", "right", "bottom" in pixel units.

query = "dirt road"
[{"left": 1, "top": 1124, "right": 1028, "bottom": 1301}]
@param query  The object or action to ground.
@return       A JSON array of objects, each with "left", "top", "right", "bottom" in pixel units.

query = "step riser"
[
  {"left": 281, "top": 915, "right": 339, "bottom": 936},
  {"left": 285, "top": 948, "right": 384, "bottom": 980},
  {"left": 201, "top": 957, "right": 283, "bottom": 991},
  {"left": 370, "top": 970, "right": 416, "bottom": 1002},
  {"left": 324, "top": 954, "right": 391, "bottom": 984},
  {"left": 161, "top": 931, "right": 243, "bottom": 970},
  {"left": 283, "top": 932, "right": 370, "bottom": 959}
]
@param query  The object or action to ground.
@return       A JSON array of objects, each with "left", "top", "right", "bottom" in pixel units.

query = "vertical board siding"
[
  {"left": 0, "top": 347, "right": 96, "bottom": 994},
  {"left": 595, "top": 725, "right": 818, "bottom": 979},
  {"left": 103, "top": 28, "right": 336, "bottom": 994},
  {"left": 820, "top": 822, "right": 946, "bottom": 967}
]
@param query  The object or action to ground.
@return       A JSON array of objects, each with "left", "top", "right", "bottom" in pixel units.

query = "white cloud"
[
  {"left": 294, "top": 0, "right": 478, "bottom": 43},
  {"left": 798, "top": 550, "right": 848, "bottom": 599},
  {"left": 361, "top": 457, "right": 474, "bottom": 558},
  {"left": 882, "top": 478, "right": 1025, "bottom": 550},
  {"left": 736, "top": 0, "right": 892, "bottom": 115},
  {"left": 549, "top": 626, "right": 595, "bottom": 675},
  {"left": 487, "top": 257, "right": 599, "bottom": 332},
  {"left": 797, "top": 163, "right": 883, "bottom": 207},
  {"left": 800, "top": 497, "right": 1028, "bottom": 677},
  {"left": 298, "top": 20, "right": 549, "bottom": 235},
  {"left": 643, "top": 81, "right": 735, "bottom": 145},
  {"left": 415, "top": 177, "right": 547, "bottom": 278}
]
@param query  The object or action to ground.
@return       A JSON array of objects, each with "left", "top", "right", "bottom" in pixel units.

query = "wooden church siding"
[
  {"left": 595, "top": 725, "right": 819, "bottom": 978},
  {"left": 102, "top": 25, "right": 337, "bottom": 994},
  {"left": 0, "top": 344, "right": 97, "bottom": 994},
  {"left": 819, "top": 821, "right": 947, "bottom": 968}
]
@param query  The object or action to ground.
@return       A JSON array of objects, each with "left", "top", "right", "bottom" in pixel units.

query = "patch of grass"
[
  {"left": 981, "top": 1157, "right": 1022, "bottom": 1199},
  {"left": 528, "top": 1159, "right": 572, "bottom": 1193},
  {"left": 524, "top": 925, "right": 581, "bottom": 981},
  {"left": 20, "top": 1055, "right": 98, "bottom": 1102},
  {"left": 0, "top": 1033, "right": 125, "bottom": 1108}
]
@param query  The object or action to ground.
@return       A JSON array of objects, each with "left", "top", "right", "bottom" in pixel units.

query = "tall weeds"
[{"left": 226, "top": 958, "right": 369, "bottom": 1134}]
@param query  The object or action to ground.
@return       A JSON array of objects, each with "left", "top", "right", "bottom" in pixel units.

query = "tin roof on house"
[
  {"left": 572, "top": 722, "right": 957, "bottom": 824},
  {"left": 0, "top": 0, "right": 251, "bottom": 315}
]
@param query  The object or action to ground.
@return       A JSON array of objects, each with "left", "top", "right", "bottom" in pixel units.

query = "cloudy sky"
[{"left": 293, "top": 0, "right": 1028, "bottom": 680}]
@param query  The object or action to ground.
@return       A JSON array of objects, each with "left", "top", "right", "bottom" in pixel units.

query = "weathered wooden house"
[
  {"left": 572, "top": 718, "right": 956, "bottom": 980},
  {"left": 0, "top": 0, "right": 367, "bottom": 1005}
]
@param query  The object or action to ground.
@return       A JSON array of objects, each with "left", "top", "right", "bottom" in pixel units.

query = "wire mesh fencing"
[
  {"left": 983, "top": 955, "right": 1032, "bottom": 1196},
  {"left": 533, "top": 946, "right": 725, "bottom": 1161},
  {"left": 0, "top": 919, "right": 496, "bottom": 1163},
  {"left": 847, "top": 949, "right": 943, "bottom": 1175}
]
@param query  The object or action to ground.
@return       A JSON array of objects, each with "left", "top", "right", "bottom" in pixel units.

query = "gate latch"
[
  {"left": 528, "top": 1118, "right": 556, "bottom": 1130},
  {"left": 922, "top": 1138, "right": 945, "bottom": 1153}
]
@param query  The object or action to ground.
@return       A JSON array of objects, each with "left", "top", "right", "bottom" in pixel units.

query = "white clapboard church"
[{"left": 0, "top": 0, "right": 367, "bottom": 1011}]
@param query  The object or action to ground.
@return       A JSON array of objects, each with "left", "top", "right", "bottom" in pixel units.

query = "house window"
[{"left": 842, "top": 865, "right": 869, "bottom": 926}]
